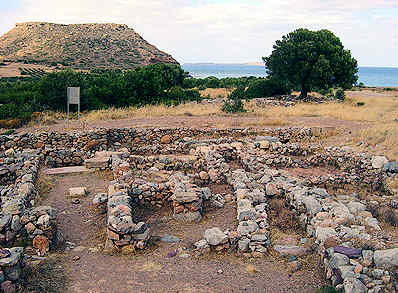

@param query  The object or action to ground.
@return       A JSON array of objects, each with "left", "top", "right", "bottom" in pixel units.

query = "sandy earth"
[{"left": 28, "top": 172, "right": 326, "bottom": 293}]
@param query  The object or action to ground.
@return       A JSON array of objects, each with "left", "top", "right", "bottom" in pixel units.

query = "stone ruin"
[{"left": 1, "top": 126, "right": 398, "bottom": 292}]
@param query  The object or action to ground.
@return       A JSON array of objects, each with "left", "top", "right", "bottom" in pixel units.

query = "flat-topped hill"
[{"left": 0, "top": 22, "right": 178, "bottom": 69}]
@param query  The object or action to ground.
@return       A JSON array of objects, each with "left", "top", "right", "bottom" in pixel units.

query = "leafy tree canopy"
[{"left": 263, "top": 28, "right": 358, "bottom": 98}]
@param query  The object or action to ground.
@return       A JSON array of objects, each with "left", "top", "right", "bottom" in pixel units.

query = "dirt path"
[{"left": 31, "top": 172, "right": 326, "bottom": 293}]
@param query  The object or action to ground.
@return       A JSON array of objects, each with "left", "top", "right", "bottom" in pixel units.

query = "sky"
[{"left": 1, "top": 0, "right": 397, "bottom": 67}]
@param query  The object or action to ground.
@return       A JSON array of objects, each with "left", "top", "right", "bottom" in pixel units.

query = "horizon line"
[{"left": 182, "top": 62, "right": 398, "bottom": 68}]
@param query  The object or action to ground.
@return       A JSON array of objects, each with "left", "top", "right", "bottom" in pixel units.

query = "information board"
[{"left": 67, "top": 87, "right": 80, "bottom": 104}]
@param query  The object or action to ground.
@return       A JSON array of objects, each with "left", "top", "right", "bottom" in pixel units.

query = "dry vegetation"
[
  {"left": 199, "top": 88, "right": 231, "bottom": 99},
  {"left": 20, "top": 256, "right": 69, "bottom": 293},
  {"left": 24, "top": 88, "right": 398, "bottom": 160},
  {"left": 82, "top": 104, "right": 222, "bottom": 122}
]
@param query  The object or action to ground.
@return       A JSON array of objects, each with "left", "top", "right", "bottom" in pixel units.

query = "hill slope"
[{"left": 0, "top": 22, "right": 178, "bottom": 69}]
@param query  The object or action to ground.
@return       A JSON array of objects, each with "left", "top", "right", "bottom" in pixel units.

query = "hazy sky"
[{"left": 1, "top": 0, "right": 397, "bottom": 66}]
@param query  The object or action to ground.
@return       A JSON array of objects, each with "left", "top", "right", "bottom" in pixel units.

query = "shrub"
[
  {"left": 0, "top": 103, "right": 20, "bottom": 120},
  {"left": 335, "top": 88, "right": 345, "bottom": 101},
  {"left": 228, "top": 87, "right": 246, "bottom": 100},
  {"left": 0, "top": 129, "right": 15, "bottom": 135},
  {"left": 164, "top": 86, "right": 201, "bottom": 105},
  {"left": 245, "top": 78, "right": 291, "bottom": 99},
  {"left": 319, "top": 88, "right": 334, "bottom": 97},
  {"left": 222, "top": 97, "right": 246, "bottom": 113},
  {"left": 221, "top": 86, "right": 247, "bottom": 113}
]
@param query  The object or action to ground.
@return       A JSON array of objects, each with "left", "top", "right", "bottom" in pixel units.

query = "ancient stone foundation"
[{"left": 1, "top": 126, "right": 398, "bottom": 292}]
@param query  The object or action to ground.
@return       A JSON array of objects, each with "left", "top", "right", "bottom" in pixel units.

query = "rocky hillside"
[{"left": 0, "top": 22, "right": 178, "bottom": 69}]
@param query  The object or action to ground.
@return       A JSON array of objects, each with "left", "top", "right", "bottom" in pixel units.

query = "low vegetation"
[{"left": 0, "top": 64, "right": 200, "bottom": 121}]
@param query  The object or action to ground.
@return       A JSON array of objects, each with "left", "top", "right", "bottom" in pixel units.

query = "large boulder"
[
  {"left": 273, "top": 245, "right": 311, "bottom": 257},
  {"left": 316, "top": 227, "right": 337, "bottom": 242},
  {"left": 302, "top": 196, "right": 322, "bottom": 216},
  {"left": 374, "top": 248, "right": 398, "bottom": 269},
  {"left": 172, "top": 192, "right": 200, "bottom": 203},
  {"left": 204, "top": 228, "right": 227, "bottom": 246},
  {"left": 0, "top": 247, "right": 23, "bottom": 267},
  {"left": 372, "top": 156, "right": 388, "bottom": 169},
  {"left": 347, "top": 201, "right": 366, "bottom": 215},
  {"left": 343, "top": 277, "right": 367, "bottom": 293}
]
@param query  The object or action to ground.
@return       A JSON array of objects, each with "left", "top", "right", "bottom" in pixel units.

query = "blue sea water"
[{"left": 182, "top": 63, "right": 398, "bottom": 87}]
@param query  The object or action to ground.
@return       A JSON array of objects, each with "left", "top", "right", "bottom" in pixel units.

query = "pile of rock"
[
  {"left": 227, "top": 169, "right": 270, "bottom": 255},
  {"left": 43, "top": 149, "right": 87, "bottom": 168},
  {"left": 323, "top": 246, "right": 398, "bottom": 292},
  {"left": 194, "top": 143, "right": 241, "bottom": 184},
  {"left": 105, "top": 185, "right": 150, "bottom": 251},
  {"left": 129, "top": 154, "right": 200, "bottom": 171},
  {"left": 252, "top": 94, "right": 334, "bottom": 107},
  {"left": 254, "top": 137, "right": 321, "bottom": 156},
  {"left": 0, "top": 247, "right": 24, "bottom": 292},
  {"left": 252, "top": 98, "right": 296, "bottom": 108},
  {"left": 169, "top": 173, "right": 211, "bottom": 223}
]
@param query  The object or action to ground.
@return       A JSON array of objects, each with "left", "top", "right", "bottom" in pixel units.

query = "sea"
[{"left": 182, "top": 63, "right": 398, "bottom": 87}]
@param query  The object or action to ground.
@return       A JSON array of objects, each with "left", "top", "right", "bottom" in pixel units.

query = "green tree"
[{"left": 263, "top": 28, "right": 358, "bottom": 98}]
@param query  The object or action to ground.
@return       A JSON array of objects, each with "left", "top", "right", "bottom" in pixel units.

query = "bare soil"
[
  {"left": 21, "top": 114, "right": 366, "bottom": 135},
  {"left": 30, "top": 171, "right": 326, "bottom": 293}
]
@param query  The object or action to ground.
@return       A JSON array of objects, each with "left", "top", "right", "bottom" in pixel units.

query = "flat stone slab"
[
  {"left": 84, "top": 157, "right": 109, "bottom": 169},
  {"left": 171, "top": 191, "right": 200, "bottom": 203},
  {"left": 273, "top": 245, "right": 311, "bottom": 257},
  {"left": 95, "top": 151, "right": 123, "bottom": 158},
  {"left": 68, "top": 187, "right": 87, "bottom": 197},
  {"left": 43, "top": 166, "right": 92, "bottom": 176}
]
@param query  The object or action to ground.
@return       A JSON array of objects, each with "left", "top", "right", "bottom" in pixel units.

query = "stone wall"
[
  {"left": 0, "top": 150, "right": 57, "bottom": 254},
  {"left": 0, "top": 247, "right": 24, "bottom": 292},
  {"left": 0, "top": 127, "right": 317, "bottom": 153}
]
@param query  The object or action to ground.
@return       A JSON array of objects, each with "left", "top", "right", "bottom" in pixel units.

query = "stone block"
[
  {"left": 68, "top": 187, "right": 87, "bottom": 197},
  {"left": 84, "top": 157, "right": 109, "bottom": 169}
]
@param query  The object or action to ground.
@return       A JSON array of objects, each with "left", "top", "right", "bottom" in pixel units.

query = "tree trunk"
[{"left": 299, "top": 85, "right": 308, "bottom": 99}]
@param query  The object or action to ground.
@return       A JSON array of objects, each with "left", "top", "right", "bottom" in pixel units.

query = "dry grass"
[
  {"left": 139, "top": 261, "right": 163, "bottom": 272},
  {"left": 247, "top": 90, "right": 398, "bottom": 159},
  {"left": 83, "top": 104, "right": 222, "bottom": 122},
  {"left": 29, "top": 111, "right": 66, "bottom": 127},
  {"left": 269, "top": 198, "right": 302, "bottom": 232},
  {"left": 94, "top": 169, "right": 114, "bottom": 181},
  {"left": 254, "top": 93, "right": 398, "bottom": 122},
  {"left": 199, "top": 88, "right": 232, "bottom": 99},
  {"left": 37, "top": 175, "right": 56, "bottom": 203},
  {"left": 20, "top": 256, "right": 69, "bottom": 293},
  {"left": 359, "top": 122, "right": 398, "bottom": 159},
  {"left": 245, "top": 264, "right": 258, "bottom": 274},
  {"left": 24, "top": 88, "right": 398, "bottom": 159},
  {"left": 242, "top": 117, "right": 287, "bottom": 127}
]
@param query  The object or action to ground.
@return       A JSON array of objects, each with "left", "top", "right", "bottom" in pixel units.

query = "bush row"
[{"left": 0, "top": 64, "right": 200, "bottom": 120}]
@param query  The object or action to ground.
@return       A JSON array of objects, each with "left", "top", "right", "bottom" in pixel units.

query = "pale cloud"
[{"left": 0, "top": 0, "right": 397, "bottom": 66}]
